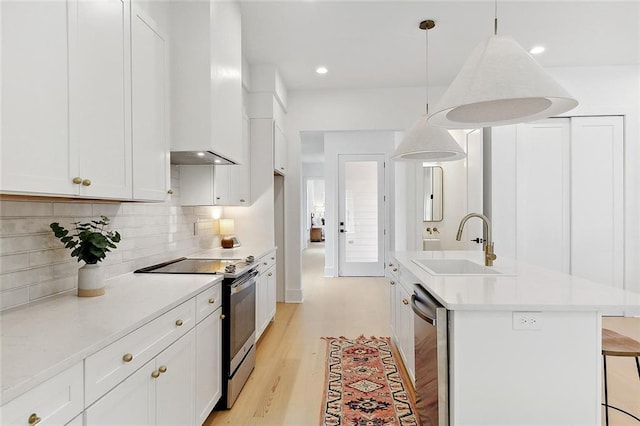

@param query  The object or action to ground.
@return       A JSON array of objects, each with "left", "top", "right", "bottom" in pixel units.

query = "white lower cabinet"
[
  {"left": 388, "top": 260, "right": 415, "bottom": 385},
  {"left": 256, "top": 253, "right": 277, "bottom": 341},
  {"left": 195, "top": 307, "right": 222, "bottom": 425},
  {"left": 1, "top": 362, "right": 83, "bottom": 426},
  {"left": 86, "top": 329, "right": 196, "bottom": 426}
]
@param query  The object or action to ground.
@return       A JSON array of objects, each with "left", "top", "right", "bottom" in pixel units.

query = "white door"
[
  {"left": 338, "top": 154, "right": 385, "bottom": 276},
  {"left": 516, "top": 118, "right": 571, "bottom": 273},
  {"left": 570, "top": 116, "right": 624, "bottom": 287}
]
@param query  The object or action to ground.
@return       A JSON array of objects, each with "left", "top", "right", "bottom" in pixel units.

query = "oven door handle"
[{"left": 231, "top": 279, "right": 255, "bottom": 294}]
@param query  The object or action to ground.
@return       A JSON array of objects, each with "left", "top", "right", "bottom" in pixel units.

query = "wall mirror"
[{"left": 423, "top": 166, "right": 443, "bottom": 221}]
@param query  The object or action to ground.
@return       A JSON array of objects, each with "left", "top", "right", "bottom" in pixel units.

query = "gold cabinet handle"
[
  {"left": 175, "top": 319, "right": 183, "bottom": 326},
  {"left": 151, "top": 370, "right": 160, "bottom": 378},
  {"left": 28, "top": 413, "right": 41, "bottom": 425},
  {"left": 240, "top": 199, "right": 245, "bottom": 202},
  {"left": 72, "top": 177, "right": 83, "bottom": 184},
  {"left": 280, "top": 167, "right": 285, "bottom": 170},
  {"left": 220, "top": 314, "right": 226, "bottom": 320},
  {"left": 271, "top": 257, "right": 275, "bottom": 260},
  {"left": 402, "top": 299, "right": 409, "bottom": 305},
  {"left": 216, "top": 196, "right": 221, "bottom": 200},
  {"left": 263, "top": 262, "right": 268, "bottom": 266},
  {"left": 82, "top": 179, "right": 91, "bottom": 187},
  {"left": 390, "top": 280, "right": 395, "bottom": 285},
  {"left": 123, "top": 353, "right": 133, "bottom": 362},
  {"left": 158, "top": 365, "right": 167, "bottom": 373},
  {"left": 393, "top": 268, "right": 398, "bottom": 272},
  {"left": 167, "top": 189, "right": 174, "bottom": 195},
  {"left": 388, "top": 263, "right": 394, "bottom": 267},
  {"left": 268, "top": 272, "right": 273, "bottom": 276},
  {"left": 208, "top": 298, "right": 215, "bottom": 304}
]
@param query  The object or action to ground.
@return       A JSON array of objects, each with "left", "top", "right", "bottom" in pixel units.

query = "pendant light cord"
[{"left": 425, "top": 22, "right": 429, "bottom": 115}]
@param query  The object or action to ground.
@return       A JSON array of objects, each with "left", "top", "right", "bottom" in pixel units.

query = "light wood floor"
[
  {"left": 206, "top": 243, "right": 640, "bottom": 425},
  {"left": 205, "top": 243, "right": 391, "bottom": 425}
]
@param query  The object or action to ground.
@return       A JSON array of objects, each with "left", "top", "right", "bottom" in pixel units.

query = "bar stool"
[{"left": 602, "top": 328, "right": 640, "bottom": 426}]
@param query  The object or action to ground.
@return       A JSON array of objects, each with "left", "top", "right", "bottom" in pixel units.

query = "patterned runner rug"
[{"left": 320, "top": 336, "right": 421, "bottom": 426}]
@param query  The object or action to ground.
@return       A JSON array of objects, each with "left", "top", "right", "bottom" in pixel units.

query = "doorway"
[{"left": 338, "top": 154, "right": 385, "bottom": 276}]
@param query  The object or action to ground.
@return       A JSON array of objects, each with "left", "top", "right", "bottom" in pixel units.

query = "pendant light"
[
  {"left": 392, "top": 20, "right": 466, "bottom": 162},
  {"left": 427, "top": 2, "right": 578, "bottom": 129}
]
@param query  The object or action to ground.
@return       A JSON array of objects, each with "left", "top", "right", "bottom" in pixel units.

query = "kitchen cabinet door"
[
  {"left": 398, "top": 283, "right": 415, "bottom": 384},
  {"left": 255, "top": 270, "right": 268, "bottom": 340},
  {"left": 195, "top": 308, "right": 222, "bottom": 425},
  {"left": 155, "top": 329, "right": 196, "bottom": 426},
  {"left": 86, "top": 330, "right": 196, "bottom": 426},
  {"left": 85, "top": 359, "right": 156, "bottom": 425},
  {"left": 0, "top": 0, "right": 78, "bottom": 196},
  {"left": 132, "top": 6, "right": 170, "bottom": 202},
  {"left": 68, "top": 0, "right": 132, "bottom": 199},
  {"left": 266, "top": 265, "right": 277, "bottom": 321}
]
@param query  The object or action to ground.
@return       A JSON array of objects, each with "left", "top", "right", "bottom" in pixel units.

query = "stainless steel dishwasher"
[{"left": 411, "top": 283, "right": 449, "bottom": 426}]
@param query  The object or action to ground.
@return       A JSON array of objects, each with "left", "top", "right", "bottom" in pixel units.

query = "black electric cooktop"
[{"left": 135, "top": 257, "right": 240, "bottom": 274}]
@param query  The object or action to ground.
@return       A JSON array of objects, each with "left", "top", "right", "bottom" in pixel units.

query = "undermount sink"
[{"left": 413, "top": 258, "right": 503, "bottom": 276}]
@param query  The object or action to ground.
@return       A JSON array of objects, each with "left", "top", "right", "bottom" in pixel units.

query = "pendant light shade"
[
  {"left": 392, "top": 115, "right": 466, "bottom": 161},
  {"left": 392, "top": 19, "right": 466, "bottom": 162},
  {"left": 428, "top": 35, "right": 578, "bottom": 128}
]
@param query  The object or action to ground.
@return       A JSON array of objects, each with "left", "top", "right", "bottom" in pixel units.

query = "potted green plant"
[{"left": 50, "top": 215, "right": 121, "bottom": 297}]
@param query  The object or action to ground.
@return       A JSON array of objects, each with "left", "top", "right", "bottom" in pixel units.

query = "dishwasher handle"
[{"left": 411, "top": 294, "right": 436, "bottom": 326}]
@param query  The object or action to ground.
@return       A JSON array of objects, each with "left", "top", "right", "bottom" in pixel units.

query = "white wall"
[{"left": 322, "top": 131, "right": 395, "bottom": 276}]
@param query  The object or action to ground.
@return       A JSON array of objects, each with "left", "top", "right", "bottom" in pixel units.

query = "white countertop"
[
  {"left": 0, "top": 272, "right": 222, "bottom": 405},
  {"left": 391, "top": 251, "right": 640, "bottom": 314}
]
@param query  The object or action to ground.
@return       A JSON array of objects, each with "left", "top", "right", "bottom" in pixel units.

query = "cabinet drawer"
[
  {"left": 1, "top": 362, "right": 83, "bottom": 426},
  {"left": 196, "top": 282, "right": 222, "bottom": 323},
  {"left": 256, "top": 253, "right": 276, "bottom": 274},
  {"left": 85, "top": 298, "right": 196, "bottom": 405}
]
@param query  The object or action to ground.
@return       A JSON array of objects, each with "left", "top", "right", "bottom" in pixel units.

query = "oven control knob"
[
  {"left": 225, "top": 264, "right": 236, "bottom": 273},
  {"left": 245, "top": 255, "right": 255, "bottom": 263}
]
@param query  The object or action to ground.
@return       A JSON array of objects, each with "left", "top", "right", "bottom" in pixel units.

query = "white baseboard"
[{"left": 286, "top": 288, "right": 304, "bottom": 303}]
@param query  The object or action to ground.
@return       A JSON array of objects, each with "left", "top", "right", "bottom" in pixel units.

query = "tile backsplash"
[{"left": 0, "top": 166, "right": 223, "bottom": 311}]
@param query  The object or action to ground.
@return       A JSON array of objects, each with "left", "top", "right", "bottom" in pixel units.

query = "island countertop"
[{"left": 390, "top": 250, "right": 640, "bottom": 314}]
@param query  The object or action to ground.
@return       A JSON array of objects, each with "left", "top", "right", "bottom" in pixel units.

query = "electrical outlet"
[{"left": 512, "top": 312, "right": 543, "bottom": 330}]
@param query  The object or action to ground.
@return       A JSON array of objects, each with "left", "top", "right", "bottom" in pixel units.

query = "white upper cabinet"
[
  {"left": 131, "top": 7, "right": 170, "bottom": 201},
  {"left": 170, "top": 0, "right": 243, "bottom": 165},
  {"left": 68, "top": 0, "right": 132, "bottom": 199},
  {"left": 1, "top": 1, "right": 77, "bottom": 196},
  {"left": 1, "top": 0, "right": 170, "bottom": 201}
]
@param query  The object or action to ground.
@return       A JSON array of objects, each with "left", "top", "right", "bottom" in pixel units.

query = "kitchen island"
[{"left": 389, "top": 250, "right": 640, "bottom": 426}]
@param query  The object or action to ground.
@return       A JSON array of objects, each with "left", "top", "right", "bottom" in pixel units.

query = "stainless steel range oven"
[
  {"left": 223, "top": 269, "right": 257, "bottom": 408},
  {"left": 135, "top": 256, "right": 259, "bottom": 409}
]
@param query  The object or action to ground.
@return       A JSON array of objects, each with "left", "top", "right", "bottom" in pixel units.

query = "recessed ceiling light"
[
  {"left": 316, "top": 66, "right": 328, "bottom": 75},
  {"left": 214, "top": 159, "right": 221, "bottom": 163},
  {"left": 197, "top": 152, "right": 205, "bottom": 157},
  {"left": 529, "top": 46, "right": 545, "bottom": 55}
]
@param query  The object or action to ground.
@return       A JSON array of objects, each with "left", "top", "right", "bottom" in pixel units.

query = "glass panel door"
[{"left": 338, "top": 154, "right": 385, "bottom": 276}]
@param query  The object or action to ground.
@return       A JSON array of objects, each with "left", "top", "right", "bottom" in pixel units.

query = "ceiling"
[{"left": 240, "top": 0, "right": 640, "bottom": 91}]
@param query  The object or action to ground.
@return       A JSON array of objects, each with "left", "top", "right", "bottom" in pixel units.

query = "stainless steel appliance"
[
  {"left": 135, "top": 256, "right": 258, "bottom": 409},
  {"left": 411, "top": 283, "right": 449, "bottom": 426},
  {"left": 222, "top": 269, "right": 257, "bottom": 408}
]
